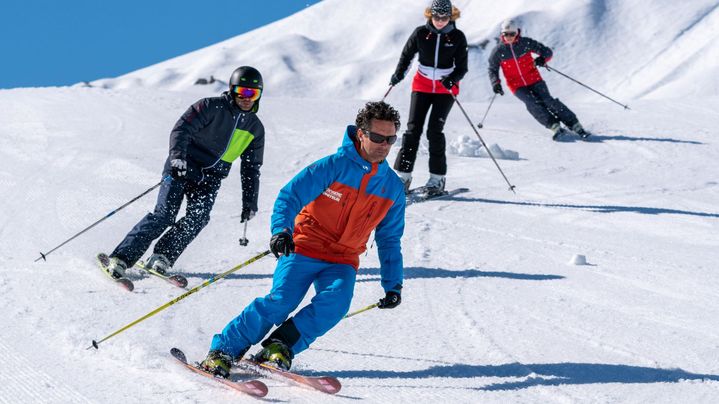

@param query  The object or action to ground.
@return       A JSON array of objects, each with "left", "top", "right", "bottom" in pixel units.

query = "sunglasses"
[
  {"left": 432, "top": 15, "right": 450, "bottom": 22},
  {"left": 232, "top": 86, "right": 262, "bottom": 101},
  {"left": 502, "top": 31, "right": 517, "bottom": 37},
  {"left": 364, "top": 130, "right": 398, "bottom": 145}
]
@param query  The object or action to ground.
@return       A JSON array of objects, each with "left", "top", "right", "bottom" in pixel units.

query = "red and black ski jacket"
[
  {"left": 488, "top": 31, "right": 553, "bottom": 93},
  {"left": 392, "top": 21, "right": 468, "bottom": 95}
]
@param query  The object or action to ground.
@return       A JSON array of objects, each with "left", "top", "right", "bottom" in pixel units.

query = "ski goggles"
[
  {"left": 366, "top": 131, "right": 398, "bottom": 145},
  {"left": 232, "top": 86, "right": 262, "bottom": 101},
  {"left": 501, "top": 31, "right": 517, "bottom": 37},
  {"left": 431, "top": 15, "right": 450, "bottom": 22}
]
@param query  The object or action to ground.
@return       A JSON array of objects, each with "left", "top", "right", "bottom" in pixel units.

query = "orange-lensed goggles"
[{"left": 232, "top": 86, "right": 262, "bottom": 101}]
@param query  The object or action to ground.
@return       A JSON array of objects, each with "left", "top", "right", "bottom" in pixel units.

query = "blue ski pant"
[
  {"left": 210, "top": 253, "right": 357, "bottom": 358},
  {"left": 111, "top": 175, "right": 221, "bottom": 267},
  {"left": 514, "top": 80, "right": 578, "bottom": 129}
]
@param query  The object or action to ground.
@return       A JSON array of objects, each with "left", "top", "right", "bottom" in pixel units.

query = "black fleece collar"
[{"left": 426, "top": 21, "right": 455, "bottom": 34}]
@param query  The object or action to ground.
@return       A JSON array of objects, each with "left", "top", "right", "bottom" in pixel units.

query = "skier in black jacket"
[
  {"left": 390, "top": 0, "right": 468, "bottom": 195},
  {"left": 102, "top": 66, "right": 265, "bottom": 278}
]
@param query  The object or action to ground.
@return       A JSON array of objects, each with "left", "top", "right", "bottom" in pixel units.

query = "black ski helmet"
[
  {"left": 229, "top": 66, "right": 263, "bottom": 90},
  {"left": 229, "top": 66, "right": 263, "bottom": 112}
]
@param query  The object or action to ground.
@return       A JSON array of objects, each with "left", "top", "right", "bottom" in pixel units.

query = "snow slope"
[
  {"left": 2, "top": 0, "right": 719, "bottom": 402},
  {"left": 91, "top": 0, "right": 719, "bottom": 101},
  {"left": 1, "top": 85, "right": 718, "bottom": 402}
]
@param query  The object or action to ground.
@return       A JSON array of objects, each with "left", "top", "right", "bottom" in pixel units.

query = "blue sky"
[{"left": 0, "top": 1, "right": 322, "bottom": 89}]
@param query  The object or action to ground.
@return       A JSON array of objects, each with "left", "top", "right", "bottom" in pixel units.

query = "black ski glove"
[
  {"left": 170, "top": 159, "right": 187, "bottom": 179},
  {"left": 441, "top": 76, "right": 455, "bottom": 90},
  {"left": 492, "top": 82, "right": 504, "bottom": 96},
  {"left": 389, "top": 73, "right": 403, "bottom": 86},
  {"left": 240, "top": 207, "right": 256, "bottom": 223},
  {"left": 534, "top": 56, "right": 546, "bottom": 67},
  {"left": 269, "top": 231, "right": 295, "bottom": 258},
  {"left": 378, "top": 291, "right": 401, "bottom": 309}
]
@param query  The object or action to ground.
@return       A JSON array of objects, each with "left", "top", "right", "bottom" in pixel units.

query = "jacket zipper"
[
  {"left": 200, "top": 111, "right": 243, "bottom": 181},
  {"left": 509, "top": 43, "right": 529, "bottom": 87},
  {"left": 433, "top": 33, "right": 441, "bottom": 93},
  {"left": 360, "top": 201, "right": 377, "bottom": 236},
  {"left": 335, "top": 197, "right": 348, "bottom": 231},
  {"left": 338, "top": 162, "right": 377, "bottom": 235}
]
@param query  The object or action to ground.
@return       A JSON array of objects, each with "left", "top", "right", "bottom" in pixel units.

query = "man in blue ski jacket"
[
  {"left": 101, "top": 66, "right": 265, "bottom": 278},
  {"left": 199, "top": 101, "right": 406, "bottom": 377}
]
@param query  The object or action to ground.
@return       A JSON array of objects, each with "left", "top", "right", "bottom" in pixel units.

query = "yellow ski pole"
[
  {"left": 343, "top": 303, "right": 378, "bottom": 319},
  {"left": 88, "top": 250, "right": 271, "bottom": 350}
]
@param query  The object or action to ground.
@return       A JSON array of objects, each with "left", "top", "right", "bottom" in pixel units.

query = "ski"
[
  {"left": 407, "top": 185, "right": 429, "bottom": 195},
  {"left": 96, "top": 253, "right": 134, "bottom": 292},
  {"left": 170, "top": 348, "right": 268, "bottom": 398},
  {"left": 236, "top": 358, "right": 341, "bottom": 395},
  {"left": 135, "top": 260, "right": 188, "bottom": 288},
  {"left": 576, "top": 131, "right": 592, "bottom": 141},
  {"left": 407, "top": 187, "right": 470, "bottom": 205},
  {"left": 552, "top": 127, "right": 570, "bottom": 141},
  {"left": 554, "top": 128, "right": 593, "bottom": 142}
]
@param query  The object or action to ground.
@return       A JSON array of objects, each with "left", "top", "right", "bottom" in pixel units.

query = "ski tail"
[
  {"left": 237, "top": 358, "right": 341, "bottom": 394},
  {"left": 407, "top": 187, "right": 470, "bottom": 205},
  {"left": 170, "top": 348, "right": 268, "bottom": 398},
  {"left": 136, "top": 260, "right": 188, "bottom": 288}
]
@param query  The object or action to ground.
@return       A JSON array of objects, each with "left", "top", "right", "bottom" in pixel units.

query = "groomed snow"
[{"left": 1, "top": 0, "right": 719, "bottom": 402}]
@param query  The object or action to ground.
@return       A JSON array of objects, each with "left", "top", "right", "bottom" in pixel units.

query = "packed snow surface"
[{"left": 2, "top": 0, "right": 719, "bottom": 402}]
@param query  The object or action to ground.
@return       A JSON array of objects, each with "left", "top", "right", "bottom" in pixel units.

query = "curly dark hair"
[{"left": 355, "top": 101, "right": 401, "bottom": 133}]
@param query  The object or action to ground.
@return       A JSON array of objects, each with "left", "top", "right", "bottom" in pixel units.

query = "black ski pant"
[
  {"left": 393, "top": 91, "right": 454, "bottom": 176},
  {"left": 514, "top": 80, "right": 578, "bottom": 129},
  {"left": 111, "top": 174, "right": 222, "bottom": 267}
]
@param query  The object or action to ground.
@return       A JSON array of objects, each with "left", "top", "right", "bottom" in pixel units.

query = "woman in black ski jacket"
[{"left": 389, "top": 0, "right": 468, "bottom": 195}]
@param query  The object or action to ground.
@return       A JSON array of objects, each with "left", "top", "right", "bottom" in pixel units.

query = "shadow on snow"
[
  {"left": 321, "top": 362, "right": 719, "bottom": 391},
  {"left": 180, "top": 266, "right": 564, "bottom": 282},
  {"left": 357, "top": 266, "right": 564, "bottom": 282},
  {"left": 579, "top": 134, "right": 703, "bottom": 144},
  {"left": 444, "top": 196, "right": 719, "bottom": 218}
]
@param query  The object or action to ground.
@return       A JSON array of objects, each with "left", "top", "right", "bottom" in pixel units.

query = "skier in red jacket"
[{"left": 488, "top": 19, "right": 589, "bottom": 140}]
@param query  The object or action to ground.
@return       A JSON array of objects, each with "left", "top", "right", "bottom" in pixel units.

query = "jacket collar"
[
  {"left": 426, "top": 21, "right": 455, "bottom": 34},
  {"left": 221, "top": 91, "right": 252, "bottom": 114},
  {"left": 339, "top": 125, "right": 389, "bottom": 175},
  {"left": 500, "top": 29, "right": 522, "bottom": 45}
]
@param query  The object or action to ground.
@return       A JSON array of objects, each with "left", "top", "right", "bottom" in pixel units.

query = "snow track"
[
  {"left": 0, "top": 340, "right": 93, "bottom": 404},
  {"left": 1, "top": 82, "right": 718, "bottom": 401}
]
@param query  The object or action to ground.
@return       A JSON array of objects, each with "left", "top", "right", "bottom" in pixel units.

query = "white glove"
[{"left": 170, "top": 159, "right": 187, "bottom": 178}]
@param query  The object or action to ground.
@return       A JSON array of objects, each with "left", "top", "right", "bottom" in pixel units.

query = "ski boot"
[
  {"left": 254, "top": 340, "right": 292, "bottom": 371},
  {"left": 199, "top": 350, "right": 233, "bottom": 379},
  {"left": 424, "top": 174, "right": 446, "bottom": 196},
  {"left": 571, "top": 122, "right": 591, "bottom": 139},
  {"left": 550, "top": 123, "right": 568, "bottom": 141},
  {"left": 146, "top": 253, "right": 171, "bottom": 275},
  {"left": 397, "top": 171, "right": 412, "bottom": 194},
  {"left": 106, "top": 256, "right": 128, "bottom": 279}
]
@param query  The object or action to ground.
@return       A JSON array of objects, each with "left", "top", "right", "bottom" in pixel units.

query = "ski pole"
[
  {"left": 476, "top": 93, "right": 498, "bottom": 129},
  {"left": 381, "top": 85, "right": 394, "bottom": 102},
  {"left": 343, "top": 303, "right": 378, "bottom": 319},
  {"left": 88, "top": 249, "right": 271, "bottom": 350},
  {"left": 238, "top": 221, "right": 249, "bottom": 246},
  {"left": 451, "top": 94, "right": 517, "bottom": 193},
  {"left": 35, "top": 176, "right": 170, "bottom": 262},
  {"left": 545, "top": 65, "right": 630, "bottom": 110}
]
